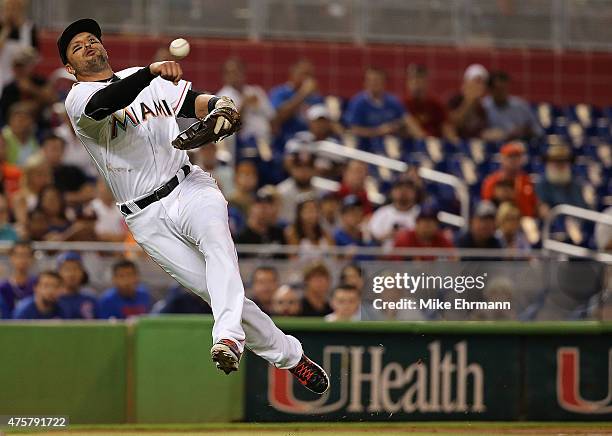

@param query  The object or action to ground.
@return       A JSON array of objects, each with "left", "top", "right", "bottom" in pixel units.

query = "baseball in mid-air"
[{"left": 169, "top": 38, "right": 190, "bottom": 58}]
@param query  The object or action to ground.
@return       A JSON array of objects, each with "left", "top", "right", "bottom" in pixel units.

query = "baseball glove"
[{"left": 172, "top": 98, "right": 241, "bottom": 150}]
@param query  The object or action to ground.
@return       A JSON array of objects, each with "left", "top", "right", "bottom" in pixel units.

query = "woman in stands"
[{"left": 285, "top": 197, "right": 334, "bottom": 260}]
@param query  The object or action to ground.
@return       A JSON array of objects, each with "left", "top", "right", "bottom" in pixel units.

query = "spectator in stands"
[
  {"left": 218, "top": 57, "right": 275, "bottom": 146},
  {"left": 448, "top": 64, "right": 498, "bottom": 141},
  {"left": 490, "top": 178, "right": 516, "bottom": 207},
  {"left": 368, "top": 179, "right": 420, "bottom": 247},
  {"left": 28, "top": 185, "right": 75, "bottom": 241},
  {"left": 404, "top": 64, "right": 459, "bottom": 142},
  {"left": 594, "top": 206, "right": 612, "bottom": 252},
  {"left": 325, "top": 284, "right": 361, "bottom": 322},
  {"left": 0, "top": 193, "right": 17, "bottom": 241},
  {"left": 271, "top": 285, "right": 302, "bottom": 316},
  {"left": 249, "top": 266, "right": 280, "bottom": 314},
  {"left": 536, "top": 144, "right": 588, "bottom": 219},
  {"left": 156, "top": 285, "right": 212, "bottom": 314},
  {"left": 285, "top": 197, "right": 334, "bottom": 260},
  {"left": 1, "top": 102, "right": 38, "bottom": 165},
  {"left": 300, "top": 262, "right": 333, "bottom": 317},
  {"left": 98, "top": 260, "right": 151, "bottom": 319},
  {"left": 481, "top": 142, "right": 537, "bottom": 217},
  {"left": 0, "top": 0, "right": 39, "bottom": 93},
  {"left": 52, "top": 104, "right": 96, "bottom": 177},
  {"left": 495, "top": 201, "right": 530, "bottom": 251},
  {"left": 0, "top": 133, "right": 21, "bottom": 197},
  {"left": 345, "top": 67, "right": 424, "bottom": 151},
  {"left": 228, "top": 160, "right": 258, "bottom": 219},
  {"left": 278, "top": 151, "right": 321, "bottom": 222},
  {"left": 483, "top": 71, "right": 543, "bottom": 141},
  {"left": 339, "top": 263, "right": 364, "bottom": 293},
  {"left": 38, "top": 134, "right": 94, "bottom": 208},
  {"left": 11, "top": 153, "right": 51, "bottom": 226},
  {"left": 455, "top": 201, "right": 503, "bottom": 249},
  {"left": 12, "top": 271, "right": 64, "bottom": 320},
  {"left": 196, "top": 143, "right": 234, "bottom": 196},
  {"left": 0, "top": 240, "right": 35, "bottom": 317},
  {"left": 89, "top": 178, "right": 126, "bottom": 242},
  {"left": 269, "top": 59, "right": 323, "bottom": 149},
  {"left": 236, "top": 192, "right": 286, "bottom": 247},
  {"left": 0, "top": 47, "right": 55, "bottom": 124},
  {"left": 337, "top": 160, "right": 372, "bottom": 215},
  {"left": 334, "top": 195, "right": 375, "bottom": 260},
  {"left": 319, "top": 191, "right": 340, "bottom": 236},
  {"left": 285, "top": 104, "right": 339, "bottom": 153},
  {"left": 56, "top": 251, "right": 98, "bottom": 319},
  {"left": 394, "top": 204, "right": 454, "bottom": 260}
]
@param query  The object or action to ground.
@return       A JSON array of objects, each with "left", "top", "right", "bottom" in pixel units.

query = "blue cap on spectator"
[
  {"left": 56, "top": 251, "right": 82, "bottom": 268},
  {"left": 474, "top": 201, "right": 497, "bottom": 218},
  {"left": 341, "top": 194, "right": 363, "bottom": 211}
]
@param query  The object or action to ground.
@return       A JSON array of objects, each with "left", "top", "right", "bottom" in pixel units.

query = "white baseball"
[{"left": 169, "top": 38, "right": 190, "bottom": 59}]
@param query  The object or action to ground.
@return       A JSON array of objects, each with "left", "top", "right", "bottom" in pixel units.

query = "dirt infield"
[{"left": 4, "top": 422, "right": 612, "bottom": 436}]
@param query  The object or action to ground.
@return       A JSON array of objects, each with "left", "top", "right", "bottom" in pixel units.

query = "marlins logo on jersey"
[{"left": 110, "top": 99, "right": 174, "bottom": 139}]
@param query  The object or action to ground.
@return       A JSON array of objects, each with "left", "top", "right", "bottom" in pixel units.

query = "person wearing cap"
[
  {"left": 217, "top": 57, "right": 275, "bottom": 146},
  {"left": 345, "top": 67, "right": 425, "bottom": 152},
  {"left": 56, "top": 251, "right": 98, "bottom": 319},
  {"left": 0, "top": 240, "right": 35, "bottom": 318},
  {"left": 58, "top": 19, "right": 327, "bottom": 388},
  {"left": 236, "top": 189, "right": 286, "bottom": 253},
  {"left": 269, "top": 59, "right": 324, "bottom": 150},
  {"left": 393, "top": 204, "right": 454, "bottom": 261},
  {"left": 448, "top": 64, "right": 492, "bottom": 140},
  {"left": 285, "top": 103, "right": 339, "bottom": 155},
  {"left": 12, "top": 270, "right": 66, "bottom": 320},
  {"left": 455, "top": 201, "right": 503, "bottom": 251},
  {"left": 404, "top": 64, "right": 459, "bottom": 142},
  {"left": 277, "top": 150, "right": 322, "bottom": 222},
  {"left": 368, "top": 178, "right": 421, "bottom": 247},
  {"left": 333, "top": 194, "right": 375, "bottom": 260},
  {"left": 481, "top": 141, "right": 537, "bottom": 217},
  {"left": 535, "top": 143, "right": 587, "bottom": 219},
  {"left": 482, "top": 71, "right": 543, "bottom": 142}
]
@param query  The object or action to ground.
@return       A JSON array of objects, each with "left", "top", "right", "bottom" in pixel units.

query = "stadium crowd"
[{"left": 0, "top": 0, "right": 610, "bottom": 320}]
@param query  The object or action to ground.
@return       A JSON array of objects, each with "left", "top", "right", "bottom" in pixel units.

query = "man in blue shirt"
[
  {"left": 56, "top": 251, "right": 98, "bottom": 319},
  {"left": 0, "top": 240, "right": 36, "bottom": 318},
  {"left": 98, "top": 259, "right": 151, "bottom": 319},
  {"left": 345, "top": 67, "right": 424, "bottom": 151},
  {"left": 269, "top": 59, "right": 324, "bottom": 151},
  {"left": 333, "top": 195, "right": 376, "bottom": 260},
  {"left": 13, "top": 271, "right": 65, "bottom": 320}
]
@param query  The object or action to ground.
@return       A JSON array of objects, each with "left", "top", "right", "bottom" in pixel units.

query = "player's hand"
[{"left": 149, "top": 61, "right": 183, "bottom": 85}]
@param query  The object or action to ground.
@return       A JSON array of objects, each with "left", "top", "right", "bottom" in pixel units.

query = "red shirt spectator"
[
  {"left": 481, "top": 142, "right": 537, "bottom": 217},
  {"left": 394, "top": 206, "right": 454, "bottom": 260}
]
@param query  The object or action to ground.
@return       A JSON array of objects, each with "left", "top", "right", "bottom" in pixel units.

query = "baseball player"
[{"left": 58, "top": 19, "right": 328, "bottom": 394}]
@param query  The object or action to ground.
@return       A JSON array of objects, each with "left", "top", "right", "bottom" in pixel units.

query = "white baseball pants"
[{"left": 123, "top": 165, "right": 302, "bottom": 369}]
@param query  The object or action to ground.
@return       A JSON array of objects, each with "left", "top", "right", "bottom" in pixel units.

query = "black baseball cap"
[{"left": 57, "top": 18, "right": 102, "bottom": 65}]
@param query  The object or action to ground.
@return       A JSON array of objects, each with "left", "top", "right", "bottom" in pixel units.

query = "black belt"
[{"left": 120, "top": 165, "right": 191, "bottom": 216}]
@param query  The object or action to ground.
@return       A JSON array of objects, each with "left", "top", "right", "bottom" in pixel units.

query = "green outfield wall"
[{"left": 0, "top": 318, "right": 610, "bottom": 423}]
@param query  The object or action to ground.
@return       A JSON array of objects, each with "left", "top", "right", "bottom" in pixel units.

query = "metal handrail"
[
  {"left": 542, "top": 204, "right": 612, "bottom": 263},
  {"left": 0, "top": 241, "right": 540, "bottom": 259},
  {"left": 314, "top": 140, "right": 470, "bottom": 229}
]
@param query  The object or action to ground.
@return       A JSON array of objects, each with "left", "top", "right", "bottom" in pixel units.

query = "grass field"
[{"left": 4, "top": 422, "right": 612, "bottom": 436}]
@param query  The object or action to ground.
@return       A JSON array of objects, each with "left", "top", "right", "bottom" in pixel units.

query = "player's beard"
[{"left": 83, "top": 52, "right": 109, "bottom": 74}]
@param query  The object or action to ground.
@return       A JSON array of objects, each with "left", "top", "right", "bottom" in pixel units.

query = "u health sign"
[{"left": 245, "top": 322, "right": 611, "bottom": 421}]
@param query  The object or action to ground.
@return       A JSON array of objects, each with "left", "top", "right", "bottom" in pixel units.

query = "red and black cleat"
[
  {"left": 211, "top": 339, "right": 242, "bottom": 374},
  {"left": 289, "top": 354, "right": 330, "bottom": 394}
]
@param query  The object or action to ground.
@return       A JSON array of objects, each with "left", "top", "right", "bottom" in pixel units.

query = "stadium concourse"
[{"left": 0, "top": 0, "right": 610, "bottom": 324}]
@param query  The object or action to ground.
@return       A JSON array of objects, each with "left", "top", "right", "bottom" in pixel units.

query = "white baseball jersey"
[{"left": 65, "top": 67, "right": 191, "bottom": 203}]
